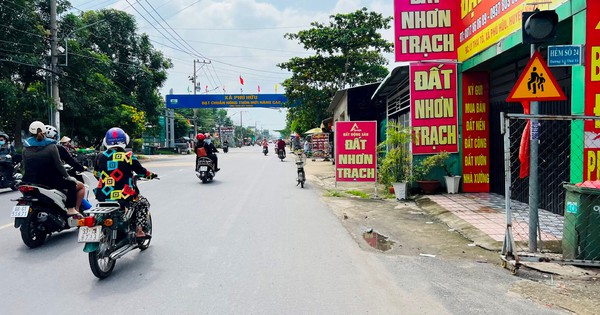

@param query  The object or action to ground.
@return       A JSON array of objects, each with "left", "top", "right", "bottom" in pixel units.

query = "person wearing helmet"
[
  {"left": 276, "top": 138, "right": 286, "bottom": 157},
  {"left": 45, "top": 125, "right": 87, "bottom": 212},
  {"left": 22, "top": 121, "right": 80, "bottom": 217},
  {"left": 194, "top": 133, "right": 220, "bottom": 171},
  {"left": 94, "top": 127, "right": 157, "bottom": 239},
  {"left": 0, "top": 131, "right": 17, "bottom": 186}
]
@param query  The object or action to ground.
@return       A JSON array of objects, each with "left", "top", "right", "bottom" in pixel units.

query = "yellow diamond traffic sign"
[{"left": 506, "top": 51, "right": 566, "bottom": 102}]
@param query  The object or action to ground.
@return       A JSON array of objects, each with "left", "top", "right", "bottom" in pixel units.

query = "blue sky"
[{"left": 68, "top": 0, "right": 394, "bottom": 134}]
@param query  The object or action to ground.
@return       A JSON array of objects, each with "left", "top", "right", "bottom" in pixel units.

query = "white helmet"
[
  {"left": 45, "top": 125, "right": 58, "bottom": 140},
  {"left": 28, "top": 121, "right": 45, "bottom": 135}
]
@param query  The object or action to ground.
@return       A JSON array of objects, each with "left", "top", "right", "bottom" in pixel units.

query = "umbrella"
[{"left": 304, "top": 127, "right": 323, "bottom": 134}]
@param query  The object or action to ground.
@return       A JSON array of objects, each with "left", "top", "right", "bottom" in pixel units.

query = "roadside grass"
[
  {"left": 324, "top": 190, "right": 345, "bottom": 197},
  {"left": 346, "top": 190, "right": 370, "bottom": 198}
]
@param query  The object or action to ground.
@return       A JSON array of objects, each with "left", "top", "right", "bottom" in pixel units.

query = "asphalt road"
[{"left": 0, "top": 147, "right": 566, "bottom": 314}]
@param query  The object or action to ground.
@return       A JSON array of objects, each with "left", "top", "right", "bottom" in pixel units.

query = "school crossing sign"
[{"left": 506, "top": 51, "right": 566, "bottom": 102}]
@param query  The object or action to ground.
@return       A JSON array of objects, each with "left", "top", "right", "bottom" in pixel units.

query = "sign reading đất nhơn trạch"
[
  {"left": 584, "top": 1, "right": 600, "bottom": 181},
  {"left": 411, "top": 63, "right": 459, "bottom": 155},
  {"left": 335, "top": 121, "right": 377, "bottom": 183}
]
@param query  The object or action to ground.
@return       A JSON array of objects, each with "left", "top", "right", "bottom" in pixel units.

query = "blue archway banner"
[{"left": 166, "top": 94, "right": 288, "bottom": 108}]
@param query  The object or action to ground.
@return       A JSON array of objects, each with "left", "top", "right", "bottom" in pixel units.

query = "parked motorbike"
[
  {"left": 0, "top": 154, "right": 21, "bottom": 191},
  {"left": 263, "top": 147, "right": 268, "bottom": 156},
  {"left": 11, "top": 168, "right": 92, "bottom": 248},
  {"left": 223, "top": 143, "right": 229, "bottom": 153},
  {"left": 196, "top": 157, "right": 215, "bottom": 183},
  {"left": 79, "top": 175, "right": 157, "bottom": 279},
  {"left": 296, "top": 152, "right": 306, "bottom": 188}
]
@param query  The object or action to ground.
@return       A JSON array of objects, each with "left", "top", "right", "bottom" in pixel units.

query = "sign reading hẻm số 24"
[
  {"left": 457, "top": 0, "right": 567, "bottom": 61},
  {"left": 393, "top": 0, "right": 457, "bottom": 62},
  {"left": 335, "top": 121, "right": 377, "bottom": 182},
  {"left": 411, "top": 63, "right": 459, "bottom": 154},
  {"left": 461, "top": 72, "right": 490, "bottom": 192}
]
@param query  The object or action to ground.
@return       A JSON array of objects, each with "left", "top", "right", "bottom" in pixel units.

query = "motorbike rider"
[
  {"left": 276, "top": 138, "right": 286, "bottom": 157},
  {"left": 0, "top": 132, "right": 17, "bottom": 184},
  {"left": 94, "top": 127, "right": 157, "bottom": 239},
  {"left": 195, "top": 133, "right": 220, "bottom": 172},
  {"left": 59, "top": 136, "right": 76, "bottom": 156},
  {"left": 261, "top": 138, "right": 268, "bottom": 153},
  {"left": 45, "top": 125, "right": 86, "bottom": 212},
  {"left": 21, "top": 121, "right": 80, "bottom": 217}
]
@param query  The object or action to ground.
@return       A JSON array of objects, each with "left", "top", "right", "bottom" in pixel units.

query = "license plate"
[
  {"left": 10, "top": 205, "right": 29, "bottom": 218},
  {"left": 78, "top": 226, "right": 103, "bottom": 243},
  {"left": 199, "top": 166, "right": 208, "bottom": 171}
]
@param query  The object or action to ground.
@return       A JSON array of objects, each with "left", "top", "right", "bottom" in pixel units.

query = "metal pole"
[
  {"left": 193, "top": 59, "right": 198, "bottom": 136},
  {"left": 501, "top": 112, "right": 515, "bottom": 257},
  {"left": 50, "top": 0, "right": 61, "bottom": 131},
  {"left": 529, "top": 43, "right": 539, "bottom": 252}
]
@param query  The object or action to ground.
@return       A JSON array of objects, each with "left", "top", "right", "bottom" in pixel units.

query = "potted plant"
[
  {"left": 377, "top": 121, "right": 412, "bottom": 200},
  {"left": 413, "top": 151, "right": 451, "bottom": 194},
  {"left": 441, "top": 155, "right": 461, "bottom": 194}
]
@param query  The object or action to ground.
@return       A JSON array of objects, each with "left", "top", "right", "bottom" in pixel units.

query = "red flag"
[
  {"left": 258, "top": 85, "right": 261, "bottom": 93},
  {"left": 239, "top": 75, "right": 244, "bottom": 85},
  {"left": 205, "top": 85, "right": 208, "bottom": 93},
  {"left": 519, "top": 101, "right": 531, "bottom": 179}
]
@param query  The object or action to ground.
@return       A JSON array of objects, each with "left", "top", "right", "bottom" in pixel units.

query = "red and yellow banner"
[
  {"left": 335, "top": 121, "right": 377, "bottom": 182},
  {"left": 410, "top": 63, "right": 458, "bottom": 154},
  {"left": 393, "top": 0, "right": 457, "bottom": 62},
  {"left": 457, "top": 0, "right": 566, "bottom": 61},
  {"left": 584, "top": 1, "right": 600, "bottom": 181},
  {"left": 462, "top": 72, "right": 490, "bottom": 192}
]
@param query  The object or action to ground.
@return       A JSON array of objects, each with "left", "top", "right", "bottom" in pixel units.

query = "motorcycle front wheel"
[
  {"left": 89, "top": 231, "right": 115, "bottom": 279},
  {"left": 20, "top": 216, "right": 47, "bottom": 248}
]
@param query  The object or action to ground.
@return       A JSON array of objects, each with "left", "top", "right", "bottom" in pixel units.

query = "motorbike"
[
  {"left": 296, "top": 152, "right": 306, "bottom": 188},
  {"left": 11, "top": 167, "right": 92, "bottom": 248},
  {"left": 0, "top": 154, "right": 22, "bottom": 191},
  {"left": 79, "top": 175, "right": 157, "bottom": 279},
  {"left": 223, "top": 143, "right": 229, "bottom": 153},
  {"left": 263, "top": 146, "right": 268, "bottom": 156},
  {"left": 278, "top": 148, "right": 286, "bottom": 161},
  {"left": 196, "top": 157, "right": 215, "bottom": 183}
]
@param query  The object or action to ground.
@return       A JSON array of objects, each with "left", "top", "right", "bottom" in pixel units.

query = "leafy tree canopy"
[{"left": 278, "top": 8, "right": 392, "bottom": 134}]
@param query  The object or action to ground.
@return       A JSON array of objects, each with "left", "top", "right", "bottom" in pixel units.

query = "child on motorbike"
[{"left": 93, "top": 127, "right": 157, "bottom": 239}]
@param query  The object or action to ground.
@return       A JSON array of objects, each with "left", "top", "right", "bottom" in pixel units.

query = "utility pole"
[
  {"left": 190, "top": 59, "right": 211, "bottom": 135},
  {"left": 50, "top": 0, "right": 62, "bottom": 131}
]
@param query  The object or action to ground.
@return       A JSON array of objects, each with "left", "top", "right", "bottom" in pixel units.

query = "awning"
[{"left": 371, "top": 65, "right": 410, "bottom": 100}]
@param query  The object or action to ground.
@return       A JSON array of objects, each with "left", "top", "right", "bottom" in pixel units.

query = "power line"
[
  {"left": 149, "top": 35, "right": 310, "bottom": 55},
  {"left": 138, "top": 25, "right": 308, "bottom": 31}
]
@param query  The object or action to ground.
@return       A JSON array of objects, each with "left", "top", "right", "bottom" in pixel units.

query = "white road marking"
[{"left": 0, "top": 223, "right": 13, "bottom": 230}]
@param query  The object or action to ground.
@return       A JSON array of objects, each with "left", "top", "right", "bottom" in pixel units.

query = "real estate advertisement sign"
[
  {"left": 335, "top": 121, "right": 377, "bottom": 183},
  {"left": 462, "top": 72, "right": 490, "bottom": 192},
  {"left": 584, "top": 0, "right": 600, "bottom": 181},
  {"left": 457, "top": 0, "right": 567, "bottom": 61},
  {"left": 410, "top": 63, "right": 459, "bottom": 155},
  {"left": 393, "top": 0, "right": 457, "bottom": 62}
]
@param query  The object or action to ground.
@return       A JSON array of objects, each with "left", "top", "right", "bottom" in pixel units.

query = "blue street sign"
[
  {"left": 166, "top": 94, "right": 289, "bottom": 108},
  {"left": 547, "top": 45, "right": 583, "bottom": 67}
]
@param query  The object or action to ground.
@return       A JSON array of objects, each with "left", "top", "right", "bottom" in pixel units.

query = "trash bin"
[{"left": 563, "top": 184, "right": 600, "bottom": 260}]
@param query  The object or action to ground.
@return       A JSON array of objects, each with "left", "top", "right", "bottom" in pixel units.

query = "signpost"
[{"left": 334, "top": 121, "right": 377, "bottom": 186}]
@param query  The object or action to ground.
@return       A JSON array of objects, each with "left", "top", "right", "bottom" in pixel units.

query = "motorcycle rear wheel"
[
  {"left": 138, "top": 212, "right": 152, "bottom": 250},
  {"left": 20, "top": 217, "right": 47, "bottom": 248},
  {"left": 89, "top": 234, "right": 115, "bottom": 279}
]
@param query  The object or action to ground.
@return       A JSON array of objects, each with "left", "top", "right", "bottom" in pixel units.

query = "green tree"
[{"left": 278, "top": 8, "right": 392, "bottom": 134}]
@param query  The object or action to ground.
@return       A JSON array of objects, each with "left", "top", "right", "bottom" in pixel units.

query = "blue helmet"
[{"left": 103, "top": 127, "right": 129, "bottom": 149}]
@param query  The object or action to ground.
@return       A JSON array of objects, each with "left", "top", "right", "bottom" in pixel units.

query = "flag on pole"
[
  {"left": 187, "top": 85, "right": 191, "bottom": 93},
  {"left": 205, "top": 85, "right": 208, "bottom": 93},
  {"left": 258, "top": 85, "right": 261, "bottom": 93},
  {"left": 223, "top": 86, "right": 226, "bottom": 93},
  {"left": 239, "top": 75, "right": 244, "bottom": 85},
  {"left": 274, "top": 84, "right": 278, "bottom": 93}
]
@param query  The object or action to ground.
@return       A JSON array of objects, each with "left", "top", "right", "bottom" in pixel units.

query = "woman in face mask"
[{"left": 0, "top": 132, "right": 15, "bottom": 156}]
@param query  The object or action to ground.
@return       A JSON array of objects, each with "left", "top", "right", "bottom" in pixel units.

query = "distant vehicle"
[{"left": 174, "top": 137, "right": 193, "bottom": 154}]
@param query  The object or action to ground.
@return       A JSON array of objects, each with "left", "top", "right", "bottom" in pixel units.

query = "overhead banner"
[
  {"left": 462, "top": 72, "right": 490, "bottom": 192},
  {"left": 166, "top": 94, "right": 288, "bottom": 108},
  {"left": 335, "top": 121, "right": 377, "bottom": 183},
  {"left": 393, "top": 0, "right": 457, "bottom": 62},
  {"left": 457, "top": 0, "right": 567, "bottom": 61},
  {"left": 410, "top": 63, "right": 459, "bottom": 154},
  {"left": 584, "top": 0, "right": 600, "bottom": 181}
]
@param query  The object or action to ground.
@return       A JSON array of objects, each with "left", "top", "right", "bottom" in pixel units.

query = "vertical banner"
[
  {"left": 584, "top": 1, "right": 600, "bottom": 181},
  {"left": 393, "top": 0, "right": 457, "bottom": 62},
  {"left": 311, "top": 133, "right": 330, "bottom": 159},
  {"left": 462, "top": 72, "right": 490, "bottom": 192},
  {"left": 335, "top": 121, "right": 377, "bottom": 182},
  {"left": 410, "top": 63, "right": 459, "bottom": 154}
]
